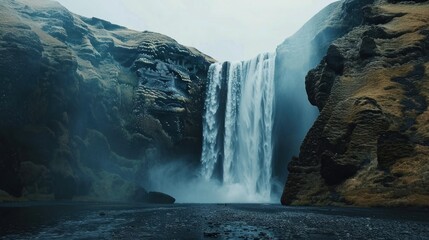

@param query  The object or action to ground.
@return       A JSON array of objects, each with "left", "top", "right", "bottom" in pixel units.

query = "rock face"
[
  {"left": 143, "top": 192, "right": 176, "bottom": 204},
  {"left": 273, "top": 0, "right": 378, "bottom": 194},
  {"left": 0, "top": 0, "right": 214, "bottom": 201},
  {"left": 282, "top": 0, "right": 429, "bottom": 207}
]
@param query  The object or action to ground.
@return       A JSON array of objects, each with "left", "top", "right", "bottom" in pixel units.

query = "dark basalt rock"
[
  {"left": 362, "top": 27, "right": 390, "bottom": 39},
  {"left": 363, "top": 5, "right": 406, "bottom": 25},
  {"left": 321, "top": 150, "right": 360, "bottom": 185},
  {"left": 0, "top": 0, "right": 214, "bottom": 201},
  {"left": 305, "top": 45, "right": 346, "bottom": 111},
  {"left": 359, "top": 36, "right": 378, "bottom": 58},
  {"left": 131, "top": 187, "right": 175, "bottom": 204},
  {"left": 143, "top": 192, "right": 176, "bottom": 204},
  {"left": 326, "top": 45, "right": 345, "bottom": 74},
  {"left": 377, "top": 132, "right": 415, "bottom": 170}
]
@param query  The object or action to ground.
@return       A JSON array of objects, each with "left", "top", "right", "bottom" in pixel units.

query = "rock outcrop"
[
  {"left": 0, "top": 0, "right": 214, "bottom": 201},
  {"left": 273, "top": 0, "right": 379, "bottom": 194},
  {"left": 131, "top": 187, "right": 175, "bottom": 204},
  {"left": 282, "top": 0, "right": 429, "bottom": 207}
]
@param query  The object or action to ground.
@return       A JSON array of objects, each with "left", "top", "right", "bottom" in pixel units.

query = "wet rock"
[
  {"left": 143, "top": 192, "right": 176, "bottom": 204},
  {"left": 131, "top": 187, "right": 175, "bottom": 204},
  {"left": 203, "top": 232, "right": 220, "bottom": 238}
]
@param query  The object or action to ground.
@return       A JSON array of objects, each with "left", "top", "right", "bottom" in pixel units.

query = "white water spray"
[{"left": 201, "top": 52, "right": 276, "bottom": 202}]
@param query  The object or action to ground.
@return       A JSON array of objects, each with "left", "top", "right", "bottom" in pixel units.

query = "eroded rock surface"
[
  {"left": 0, "top": 0, "right": 213, "bottom": 201},
  {"left": 282, "top": 0, "right": 429, "bottom": 207},
  {"left": 273, "top": 0, "right": 379, "bottom": 190}
]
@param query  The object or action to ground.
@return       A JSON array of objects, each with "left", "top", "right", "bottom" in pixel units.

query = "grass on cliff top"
[
  {"left": 351, "top": 65, "right": 412, "bottom": 118},
  {"left": 382, "top": 3, "right": 429, "bottom": 34}
]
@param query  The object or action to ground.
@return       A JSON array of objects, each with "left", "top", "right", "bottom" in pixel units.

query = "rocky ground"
[
  {"left": 282, "top": 0, "right": 429, "bottom": 207},
  {"left": 0, "top": 203, "right": 428, "bottom": 239}
]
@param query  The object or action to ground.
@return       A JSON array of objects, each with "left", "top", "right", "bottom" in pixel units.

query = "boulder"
[
  {"left": 144, "top": 192, "right": 176, "bottom": 204},
  {"left": 131, "top": 187, "right": 175, "bottom": 204}
]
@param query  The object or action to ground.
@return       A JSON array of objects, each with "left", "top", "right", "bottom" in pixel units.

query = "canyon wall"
[
  {"left": 273, "top": 0, "right": 377, "bottom": 193},
  {"left": 282, "top": 0, "right": 429, "bottom": 207},
  {"left": 0, "top": 0, "right": 214, "bottom": 201}
]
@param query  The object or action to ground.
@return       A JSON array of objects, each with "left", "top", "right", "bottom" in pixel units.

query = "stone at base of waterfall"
[
  {"left": 144, "top": 192, "right": 176, "bottom": 204},
  {"left": 132, "top": 187, "right": 175, "bottom": 204}
]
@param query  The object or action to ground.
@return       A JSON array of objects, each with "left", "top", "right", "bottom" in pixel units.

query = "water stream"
[{"left": 201, "top": 53, "right": 276, "bottom": 201}]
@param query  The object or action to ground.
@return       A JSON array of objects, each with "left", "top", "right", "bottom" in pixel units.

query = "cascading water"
[
  {"left": 201, "top": 52, "right": 276, "bottom": 201},
  {"left": 201, "top": 63, "right": 223, "bottom": 179}
]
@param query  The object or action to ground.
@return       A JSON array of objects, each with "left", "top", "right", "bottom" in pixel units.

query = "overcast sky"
[{"left": 56, "top": 0, "right": 338, "bottom": 61}]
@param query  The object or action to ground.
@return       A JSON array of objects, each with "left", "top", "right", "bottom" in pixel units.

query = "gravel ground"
[{"left": 0, "top": 203, "right": 428, "bottom": 239}]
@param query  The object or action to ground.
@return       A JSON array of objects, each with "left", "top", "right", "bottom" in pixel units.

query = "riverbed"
[{"left": 1, "top": 203, "right": 428, "bottom": 239}]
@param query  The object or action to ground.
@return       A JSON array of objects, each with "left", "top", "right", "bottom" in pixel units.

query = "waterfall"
[
  {"left": 201, "top": 63, "right": 223, "bottom": 178},
  {"left": 201, "top": 52, "right": 276, "bottom": 201}
]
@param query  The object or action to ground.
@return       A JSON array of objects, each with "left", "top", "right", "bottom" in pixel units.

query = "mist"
[
  {"left": 145, "top": 160, "right": 278, "bottom": 203},
  {"left": 271, "top": 1, "right": 342, "bottom": 192},
  {"left": 0, "top": 0, "right": 342, "bottom": 204}
]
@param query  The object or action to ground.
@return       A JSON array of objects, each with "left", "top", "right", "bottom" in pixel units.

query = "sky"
[{"left": 56, "top": 0, "right": 338, "bottom": 62}]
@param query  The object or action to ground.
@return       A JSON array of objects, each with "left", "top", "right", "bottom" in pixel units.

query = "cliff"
[
  {"left": 273, "top": 0, "right": 377, "bottom": 193},
  {"left": 0, "top": 0, "right": 214, "bottom": 201},
  {"left": 282, "top": 0, "right": 429, "bottom": 207}
]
